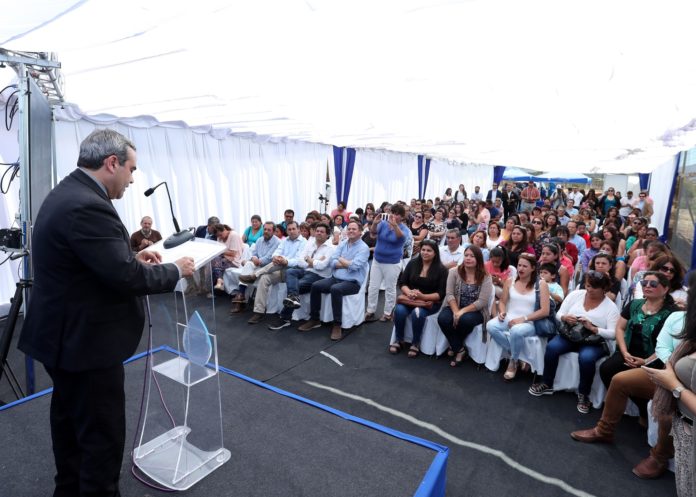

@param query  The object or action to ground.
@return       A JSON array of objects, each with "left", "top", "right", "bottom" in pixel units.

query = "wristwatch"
[{"left": 672, "top": 386, "right": 686, "bottom": 399}]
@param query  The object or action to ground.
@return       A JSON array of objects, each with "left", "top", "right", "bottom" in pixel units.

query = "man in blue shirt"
[
  {"left": 298, "top": 220, "right": 370, "bottom": 340},
  {"left": 226, "top": 221, "right": 280, "bottom": 313},
  {"left": 246, "top": 221, "right": 306, "bottom": 324}
]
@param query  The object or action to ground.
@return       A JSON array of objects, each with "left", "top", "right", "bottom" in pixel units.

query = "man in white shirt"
[
  {"left": 439, "top": 229, "right": 465, "bottom": 269},
  {"left": 568, "top": 186, "right": 584, "bottom": 206},
  {"left": 470, "top": 186, "right": 483, "bottom": 202},
  {"left": 246, "top": 221, "right": 306, "bottom": 324},
  {"left": 268, "top": 223, "right": 334, "bottom": 330},
  {"left": 565, "top": 198, "right": 579, "bottom": 218}
]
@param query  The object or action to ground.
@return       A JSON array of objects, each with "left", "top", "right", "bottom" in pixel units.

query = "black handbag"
[{"left": 558, "top": 320, "right": 609, "bottom": 354}]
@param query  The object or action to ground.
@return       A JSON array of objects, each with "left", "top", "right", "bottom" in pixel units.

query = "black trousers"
[{"left": 45, "top": 363, "right": 126, "bottom": 497}]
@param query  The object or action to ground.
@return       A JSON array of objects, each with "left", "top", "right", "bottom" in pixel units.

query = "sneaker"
[
  {"left": 577, "top": 394, "right": 592, "bottom": 414},
  {"left": 268, "top": 317, "right": 292, "bottom": 330},
  {"left": 528, "top": 383, "right": 554, "bottom": 397},
  {"left": 283, "top": 294, "right": 301, "bottom": 309}
]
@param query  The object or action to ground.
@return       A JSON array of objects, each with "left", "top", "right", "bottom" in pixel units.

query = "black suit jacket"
[
  {"left": 486, "top": 189, "right": 503, "bottom": 202},
  {"left": 19, "top": 169, "right": 180, "bottom": 372}
]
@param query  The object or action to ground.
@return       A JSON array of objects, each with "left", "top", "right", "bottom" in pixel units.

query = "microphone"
[{"left": 143, "top": 181, "right": 194, "bottom": 248}]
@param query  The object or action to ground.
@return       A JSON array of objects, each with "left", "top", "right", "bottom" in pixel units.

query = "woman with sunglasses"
[
  {"left": 409, "top": 211, "right": 428, "bottom": 254},
  {"left": 439, "top": 245, "right": 494, "bottom": 366},
  {"left": 599, "top": 272, "right": 677, "bottom": 407},
  {"left": 530, "top": 270, "right": 620, "bottom": 413},
  {"left": 487, "top": 253, "right": 550, "bottom": 381},
  {"left": 499, "top": 225, "right": 535, "bottom": 267},
  {"left": 632, "top": 255, "right": 687, "bottom": 307},
  {"left": 572, "top": 272, "right": 682, "bottom": 475},
  {"left": 390, "top": 240, "right": 448, "bottom": 357}
]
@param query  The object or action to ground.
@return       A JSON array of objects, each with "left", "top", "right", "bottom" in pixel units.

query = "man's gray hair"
[
  {"left": 207, "top": 216, "right": 220, "bottom": 226},
  {"left": 77, "top": 129, "right": 135, "bottom": 170}
]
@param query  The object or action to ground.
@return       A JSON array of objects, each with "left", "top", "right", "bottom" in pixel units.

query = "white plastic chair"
[
  {"left": 388, "top": 308, "right": 446, "bottom": 356},
  {"left": 484, "top": 332, "right": 547, "bottom": 374},
  {"left": 293, "top": 267, "right": 369, "bottom": 328},
  {"left": 464, "top": 292, "right": 497, "bottom": 364}
]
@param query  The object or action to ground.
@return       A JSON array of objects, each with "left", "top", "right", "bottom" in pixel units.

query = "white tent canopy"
[{"left": 3, "top": 0, "right": 696, "bottom": 173}]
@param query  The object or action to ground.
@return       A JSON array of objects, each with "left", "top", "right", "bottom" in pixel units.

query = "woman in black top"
[{"left": 390, "top": 239, "right": 448, "bottom": 357}]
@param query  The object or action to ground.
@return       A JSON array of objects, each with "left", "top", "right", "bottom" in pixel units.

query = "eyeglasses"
[
  {"left": 532, "top": 220, "right": 543, "bottom": 225},
  {"left": 640, "top": 279, "right": 661, "bottom": 289},
  {"left": 660, "top": 266, "right": 675, "bottom": 274}
]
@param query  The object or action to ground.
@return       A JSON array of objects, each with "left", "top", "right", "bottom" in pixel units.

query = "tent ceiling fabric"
[{"left": 3, "top": 0, "right": 696, "bottom": 174}]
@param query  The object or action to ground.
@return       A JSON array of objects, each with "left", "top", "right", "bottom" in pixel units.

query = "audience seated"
[
  {"left": 390, "top": 240, "right": 448, "bottom": 358},
  {"left": 211, "top": 223, "right": 244, "bottom": 292},
  {"left": 244, "top": 221, "right": 306, "bottom": 324},
  {"left": 439, "top": 246, "right": 494, "bottom": 367},
  {"left": 529, "top": 271, "right": 619, "bottom": 413},
  {"left": 195, "top": 216, "right": 219, "bottom": 240},
  {"left": 487, "top": 253, "right": 551, "bottom": 381},
  {"left": 439, "top": 229, "right": 465, "bottom": 270},
  {"left": 227, "top": 222, "right": 280, "bottom": 313},
  {"left": 267, "top": 222, "right": 334, "bottom": 330},
  {"left": 298, "top": 220, "right": 369, "bottom": 341},
  {"left": 130, "top": 216, "right": 162, "bottom": 252},
  {"left": 242, "top": 214, "right": 264, "bottom": 246}
]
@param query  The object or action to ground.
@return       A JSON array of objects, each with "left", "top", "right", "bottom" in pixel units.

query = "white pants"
[{"left": 366, "top": 260, "right": 402, "bottom": 315}]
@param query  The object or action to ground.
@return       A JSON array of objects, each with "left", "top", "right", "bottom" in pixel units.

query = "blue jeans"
[
  {"left": 280, "top": 269, "right": 323, "bottom": 319},
  {"left": 486, "top": 318, "right": 536, "bottom": 361},
  {"left": 437, "top": 307, "right": 483, "bottom": 352},
  {"left": 393, "top": 302, "right": 441, "bottom": 345},
  {"left": 542, "top": 335, "right": 608, "bottom": 395},
  {"left": 309, "top": 276, "right": 361, "bottom": 325}
]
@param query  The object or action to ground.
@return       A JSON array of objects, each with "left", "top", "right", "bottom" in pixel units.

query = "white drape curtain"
[{"left": 648, "top": 155, "right": 679, "bottom": 235}]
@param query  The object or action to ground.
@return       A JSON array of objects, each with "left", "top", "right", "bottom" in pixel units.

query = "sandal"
[
  {"left": 450, "top": 348, "right": 466, "bottom": 367},
  {"left": 407, "top": 345, "right": 420, "bottom": 358},
  {"left": 380, "top": 313, "right": 393, "bottom": 322},
  {"left": 446, "top": 347, "right": 455, "bottom": 357},
  {"left": 388, "top": 342, "right": 402, "bottom": 355}
]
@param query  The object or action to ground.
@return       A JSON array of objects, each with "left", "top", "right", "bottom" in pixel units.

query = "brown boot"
[
  {"left": 570, "top": 427, "right": 614, "bottom": 444},
  {"left": 330, "top": 324, "right": 343, "bottom": 341},
  {"left": 632, "top": 455, "right": 667, "bottom": 479}
]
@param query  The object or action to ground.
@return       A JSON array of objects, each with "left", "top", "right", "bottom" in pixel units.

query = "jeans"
[
  {"left": 280, "top": 269, "right": 323, "bottom": 319},
  {"left": 541, "top": 335, "right": 607, "bottom": 395},
  {"left": 309, "top": 276, "right": 361, "bottom": 325},
  {"left": 486, "top": 317, "right": 536, "bottom": 361},
  {"left": 437, "top": 307, "right": 483, "bottom": 352},
  {"left": 393, "top": 302, "right": 441, "bottom": 345}
]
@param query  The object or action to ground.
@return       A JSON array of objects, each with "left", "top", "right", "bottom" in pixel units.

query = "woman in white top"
[
  {"left": 486, "top": 222, "right": 503, "bottom": 250},
  {"left": 487, "top": 253, "right": 551, "bottom": 381},
  {"left": 529, "top": 271, "right": 620, "bottom": 413}
]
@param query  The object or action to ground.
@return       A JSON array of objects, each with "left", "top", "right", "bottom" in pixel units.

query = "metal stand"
[{"left": 0, "top": 280, "right": 32, "bottom": 403}]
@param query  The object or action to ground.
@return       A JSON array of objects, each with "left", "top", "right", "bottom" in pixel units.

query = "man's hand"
[
  {"left": 273, "top": 256, "right": 288, "bottom": 266},
  {"left": 251, "top": 256, "right": 261, "bottom": 266},
  {"left": 137, "top": 250, "right": 162, "bottom": 264},
  {"left": 174, "top": 256, "right": 195, "bottom": 278}
]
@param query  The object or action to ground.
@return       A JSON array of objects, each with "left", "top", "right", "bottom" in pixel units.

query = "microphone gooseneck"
[{"left": 143, "top": 181, "right": 194, "bottom": 248}]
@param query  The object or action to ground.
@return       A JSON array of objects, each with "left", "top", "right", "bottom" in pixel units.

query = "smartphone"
[
  {"left": 644, "top": 357, "right": 665, "bottom": 369},
  {"left": 381, "top": 213, "right": 389, "bottom": 221}
]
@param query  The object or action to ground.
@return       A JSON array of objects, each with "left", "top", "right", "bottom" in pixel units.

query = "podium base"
[{"left": 133, "top": 426, "right": 231, "bottom": 491}]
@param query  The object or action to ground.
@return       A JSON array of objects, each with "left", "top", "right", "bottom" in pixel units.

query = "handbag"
[
  {"left": 533, "top": 279, "right": 557, "bottom": 338},
  {"left": 558, "top": 320, "right": 610, "bottom": 355}
]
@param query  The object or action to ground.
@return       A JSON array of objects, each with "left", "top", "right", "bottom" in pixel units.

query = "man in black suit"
[
  {"left": 195, "top": 216, "right": 220, "bottom": 239},
  {"left": 485, "top": 182, "right": 503, "bottom": 203},
  {"left": 501, "top": 182, "right": 520, "bottom": 221},
  {"left": 19, "top": 129, "right": 195, "bottom": 497}
]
